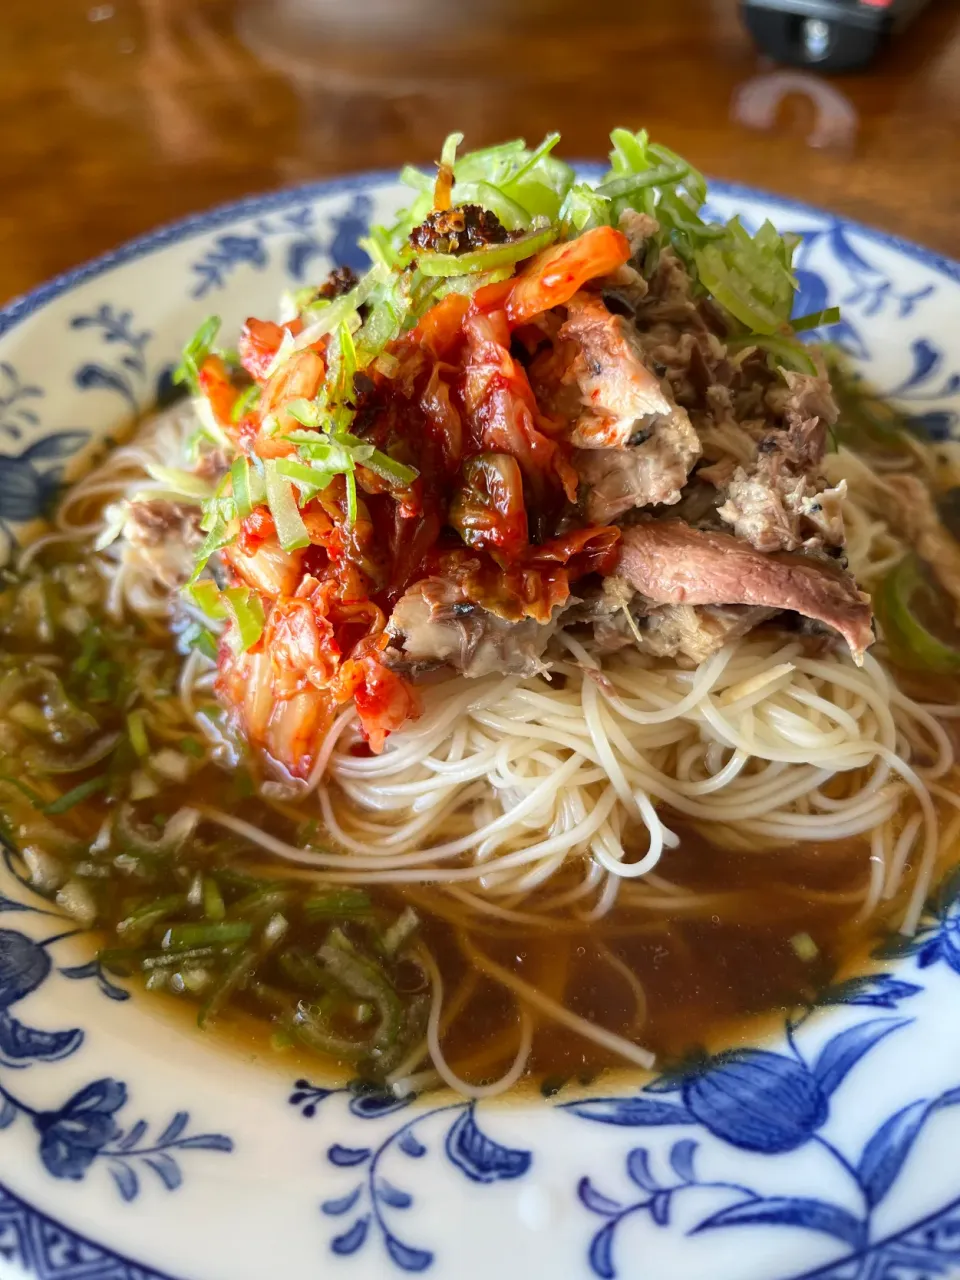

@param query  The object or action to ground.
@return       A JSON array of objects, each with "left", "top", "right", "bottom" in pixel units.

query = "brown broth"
[{"left": 124, "top": 818, "right": 914, "bottom": 1091}]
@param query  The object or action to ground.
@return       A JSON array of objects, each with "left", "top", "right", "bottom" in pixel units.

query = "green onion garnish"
[
  {"left": 382, "top": 906, "right": 419, "bottom": 956},
  {"left": 726, "top": 334, "right": 818, "bottom": 376},
  {"left": 285, "top": 399, "right": 323, "bottom": 429},
  {"left": 344, "top": 470, "right": 358, "bottom": 526},
  {"left": 264, "top": 464, "right": 310, "bottom": 551},
  {"left": 185, "top": 579, "right": 227, "bottom": 619},
  {"left": 596, "top": 160, "right": 688, "bottom": 202},
  {"left": 439, "top": 130, "right": 463, "bottom": 171},
  {"left": 118, "top": 894, "right": 189, "bottom": 941},
  {"left": 230, "top": 382, "right": 261, "bottom": 423},
  {"left": 696, "top": 217, "right": 798, "bottom": 335},
  {"left": 792, "top": 306, "right": 841, "bottom": 332},
  {"left": 790, "top": 932, "right": 819, "bottom": 961},
  {"left": 126, "top": 709, "right": 150, "bottom": 758},
  {"left": 189, "top": 516, "right": 237, "bottom": 583},
  {"left": 275, "top": 457, "right": 334, "bottom": 499},
  {"left": 180, "top": 621, "right": 219, "bottom": 661},
  {"left": 877, "top": 554, "right": 960, "bottom": 675},
  {"left": 44, "top": 775, "right": 109, "bottom": 815},
  {"left": 203, "top": 878, "right": 226, "bottom": 922},
  {"left": 359, "top": 449, "right": 419, "bottom": 489},
  {"left": 416, "top": 225, "right": 558, "bottom": 278},
  {"left": 222, "top": 587, "right": 265, "bottom": 653},
  {"left": 0, "top": 773, "right": 45, "bottom": 807},
  {"left": 163, "top": 921, "right": 253, "bottom": 949},
  {"left": 230, "top": 456, "right": 253, "bottom": 518},
  {"left": 303, "top": 889, "right": 373, "bottom": 920},
  {"left": 173, "top": 315, "right": 221, "bottom": 394}
]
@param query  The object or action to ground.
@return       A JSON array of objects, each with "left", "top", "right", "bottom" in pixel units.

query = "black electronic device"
[{"left": 741, "top": 0, "right": 935, "bottom": 71}]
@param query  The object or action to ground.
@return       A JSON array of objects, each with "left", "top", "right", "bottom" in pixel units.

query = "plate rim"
[
  {"left": 2, "top": 169, "right": 959, "bottom": 1280},
  {"left": 0, "top": 1176, "right": 180, "bottom": 1280}
]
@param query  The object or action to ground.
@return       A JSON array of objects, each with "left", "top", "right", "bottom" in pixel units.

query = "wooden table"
[{"left": 2, "top": 0, "right": 959, "bottom": 303}]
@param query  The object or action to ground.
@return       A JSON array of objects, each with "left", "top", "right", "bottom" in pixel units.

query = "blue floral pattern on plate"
[
  {"left": 289, "top": 1083, "right": 530, "bottom": 1271},
  {"left": 568, "top": 1016, "right": 960, "bottom": 1275},
  {"left": 0, "top": 171, "right": 957, "bottom": 1280},
  {"left": 188, "top": 195, "right": 372, "bottom": 297},
  {"left": 69, "top": 304, "right": 152, "bottom": 412},
  {"left": 0, "top": 899, "right": 232, "bottom": 1208}
]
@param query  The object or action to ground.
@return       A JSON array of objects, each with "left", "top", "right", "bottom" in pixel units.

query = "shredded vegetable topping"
[
  {"left": 877, "top": 554, "right": 960, "bottom": 674},
  {"left": 156, "top": 127, "right": 825, "bottom": 760}
]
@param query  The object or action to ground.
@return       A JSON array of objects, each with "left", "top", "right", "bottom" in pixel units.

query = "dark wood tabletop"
[{"left": 2, "top": 0, "right": 959, "bottom": 304}]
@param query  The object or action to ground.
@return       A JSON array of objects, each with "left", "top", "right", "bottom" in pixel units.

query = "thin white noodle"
[
  {"left": 861, "top": 825, "right": 887, "bottom": 919},
  {"left": 419, "top": 949, "right": 534, "bottom": 1099},
  {"left": 597, "top": 942, "right": 648, "bottom": 1032},
  {"left": 459, "top": 934, "right": 655, "bottom": 1070}
]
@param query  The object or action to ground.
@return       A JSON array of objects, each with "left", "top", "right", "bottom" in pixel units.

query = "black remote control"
[{"left": 741, "top": 0, "right": 935, "bottom": 71}]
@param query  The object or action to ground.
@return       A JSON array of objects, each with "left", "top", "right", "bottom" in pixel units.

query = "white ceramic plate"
[{"left": 1, "top": 172, "right": 959, "bottom": 1280}]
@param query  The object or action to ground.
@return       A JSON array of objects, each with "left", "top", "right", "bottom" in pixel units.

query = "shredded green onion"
[
  {"left": 230, "top": 456, "right": 254, "bottom": 518},
  {"left": 303, "top": 889, "right": 373, "bottom": 919},
  {"left": 504, "top": 131, "right": 562, "bottom": 185},
  {"left": 164, "top": 921, "right": 253, "bottom": 948},
  {"left": 190, "top": 517, "right": 237, "bottom": 583},
  {"left": 331, "top": 322, "right": 360, "bottom": 436},
  {"left": 199, "top": 914, "right": 287, "bottom": 1026},
  {"left": 416, "top": 225, "right": 557, "bottom": 277},
  {"left": 285, "top": 399, "right": 322, "bottom": 429},
  {"left": 439, "top": 130, "right": 463, "bottom": 171},
  {"left": 230, "top": 382, "right": 261, "bottom": 423},
  {"left": 877, "top": 555, "right": 960, "bottom": 675},
  {"left": 295, "top": 265, "right": 388, "bottom": 343},
  {"left": 203, "top": 878, "right": 226, "bottom": 921},
  {"left": 792, "top": 306, "right": 841, "bottom": 332},
  {"left": 222, "top": 586, "right": 265, "bottom": 653},
  {"left": 264, "top": 464, "right": 310, "bottom": 551},
  {"left": 26, "top": 732, "right": 119, "bottom": 775},
  {"left": 173, "top": 315, "right": 221, "bottom": 393},
  {"left": 359, "top": 449, "right": 419, "bottom": 489},
  {"left": 0, "top": 773, "right": 45, "bottom": 808},
  {"left": 790, "top": 932, "right": 819, "bottom": 961},
  {"left": 143, "top": 464, "right": 215, "bottom": 502},
  {"left": 382, "top": 906, "right": 419, "bottom": 957},
  {"left": 726, "top": 334, "right": 818, "bottom": 376},
  {"left": 449, "top": 181, "right": 532, "bottom": 231},
  {"left": 180, "top": 621, "right": 218, "bottom": 661},
  {"left": 428, "top": 265, "right": 514, "bottom": 302},
  {"left": 344, "top": 470, "right": 358, "bottom": 526},
  {"left": 291, "top": 939, "right": 405, "bottom": 1067},
  {"left": 184, "top": 579, "right": 227, "bottom": 619},
  {"left": 275, "top": 457, "right": 333, "bottom": 499},
  {"left": 126, "top": 709, "right": 150, "bottom": 758},
  {"left": 286, "top": 432, "right": 361, "bottom": 471},
  {"left": 44, "top": 774, "right": 109, "bottom": 815},
  {"left": 596, "top": 160, "right": 689, "bottom": 202},
  {"left": 399, "top": 164, "right": 433, "bottom": 195},
  {"left": 118, "top": 894, "right": 188, "bottom": 941},
  {"left": 696, "top": 217, "right": 798, "bottom": 335}
]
